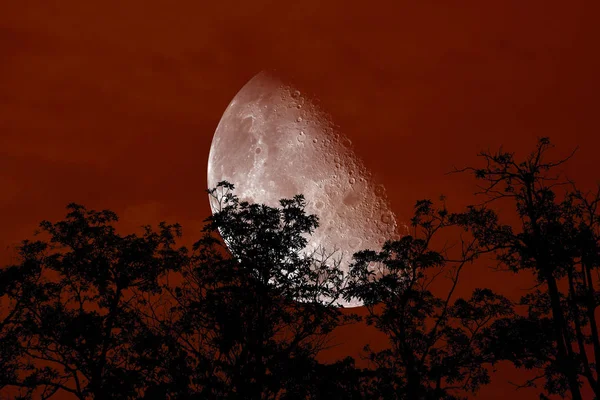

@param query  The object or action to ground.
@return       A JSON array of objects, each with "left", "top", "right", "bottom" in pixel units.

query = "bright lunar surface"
[{"left": 207, "top": 71, "right": 398, "bottom": 307}]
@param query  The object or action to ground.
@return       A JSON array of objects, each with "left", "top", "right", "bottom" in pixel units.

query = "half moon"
[{"left": 207, "top": 71, "right": 398, "bottom": 307}]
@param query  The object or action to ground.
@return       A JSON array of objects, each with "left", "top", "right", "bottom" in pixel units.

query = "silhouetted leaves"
[
  {"left": 454, "top": 137, "right": 599, "bottom": 399},
  {"left": 1, "top": 204, "right": 188, "bottom": 399},
  {"left": 1, "top": 139, "right": 599, "bottom": 399},
  {"left": 346, "top": 199, "right": 512, "bottom": 399},
  {"left": 137, "top": 181, "right": 355, "bottom": 399}
]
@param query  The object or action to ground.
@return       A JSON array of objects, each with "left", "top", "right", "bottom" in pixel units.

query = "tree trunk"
[
  {"left": 545, "top": 273, "right": 583, "bottom": 400},
  {"left": 583, "top": 263, "right": 600, "bottom": 397}
]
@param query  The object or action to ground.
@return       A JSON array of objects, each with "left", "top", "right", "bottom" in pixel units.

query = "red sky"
[{"left": 1, "top": 1, "right": 599, "bottom": 398}]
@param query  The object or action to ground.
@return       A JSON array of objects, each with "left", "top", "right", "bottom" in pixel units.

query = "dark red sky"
[{"left": 2, "top": 1, "right": 599, "bottom": 398}]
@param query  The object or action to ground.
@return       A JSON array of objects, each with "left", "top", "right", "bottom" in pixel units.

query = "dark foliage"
[
  {"left": 345, "top": 198, "right": 513, "bottom": 399},
  {"left": 139, "top": 181, "right": 356, "bottom": 399},
  {"left": 453, "top": 137, "right": 600, "bottom": 399},
  {"left": 0, "top": 204, "right": 188, "bottom": 399},
  {"left": 0, "top": 139, "right": 598, "bottom": 399}
]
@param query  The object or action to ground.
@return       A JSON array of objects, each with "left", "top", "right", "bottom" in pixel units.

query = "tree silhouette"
[
  {"left": 345, "top": 198, "right": 513, "bottom": 399},
  {"left": 0, "top": 204, "right": 188, "bottom": 399},
  {"left": 453, "top": 137, "right": 600, "bottom": 399},
  {"left": 2, "top": 139, "right": 599, "bottom": 399},
  {"left": 0, "top": 239, "right": 47, "bottom": 396},
  {"left": 137, "top": 182, "right": 358, "bottom": 399}
]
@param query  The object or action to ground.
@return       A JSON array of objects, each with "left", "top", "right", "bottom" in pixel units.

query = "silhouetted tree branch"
[
  {"left": 137, "top": 182, "right": 359, "bottom": 399},
  {"left": 345, "top": 198, "right": 513, "bottom": 399},
  {"left": 453, "top": 137, "right": 599, "bottom": 399},
  {"left": 1, "top": 204, "right": 188, "bottom": 399},
  {"left": 2, "top": 138, "right": 598, "bottom": 400}
]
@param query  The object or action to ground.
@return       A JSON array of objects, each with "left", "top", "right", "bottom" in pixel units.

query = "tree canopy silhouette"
[
  {"left": 137, "top": 181, "right": 358, "bottom": 399},
  {"left": 0, "top": 184, "right": 360, "bottom": 399},
  {"left": 0, "top": 204, "right": 188, "bottom": 399},
  {"left": 453, "top": 137, "right": 600, "bottom": 399},
  {"left": 345, "top": 198, "right": 513, "bottom": 399},
  {"left": 1, "top": 138, "right": 598, "bottom": 399}
]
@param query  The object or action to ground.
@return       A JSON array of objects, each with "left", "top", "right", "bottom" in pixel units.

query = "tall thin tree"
[{"left": 453, "top": 137, "right": 599, "bottom": 399}]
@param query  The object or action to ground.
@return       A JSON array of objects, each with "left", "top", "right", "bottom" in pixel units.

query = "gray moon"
[{"left": 207, "top": 71, "right": 398, "bottom": 308}]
